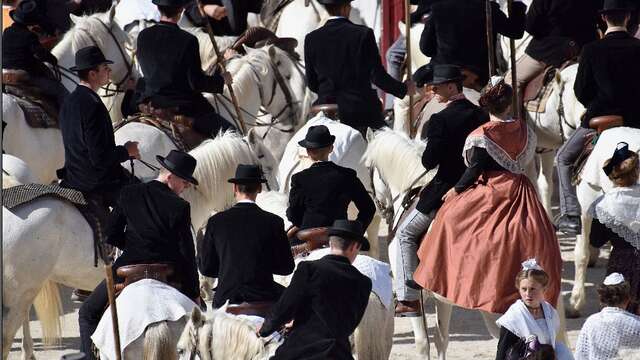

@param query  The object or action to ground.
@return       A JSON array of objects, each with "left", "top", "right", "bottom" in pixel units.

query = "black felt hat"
[
  {"left": 152, "top": 0, "right": 191, "bottom": 7},
  {"left": 156, "top": 150, "right": 199, "bottom": 185},
  {"left": 600, "top": 0, "right": 635, "bottom": 13},
  {"left": 317, "top": 0, "right": 353, "bottom": 4},
  {"left": 298, "top": 125, "right": 336, "bottom": 149},
  {"left": 10, "top": 0, "right": 46, "bottom": 26},
  {"left": 427, "top": 64, "right": 464, "bottom": 85},
  {"left": 69, "top": 46, "right": 113, "bottom": 72},
  {"left": 603, "top": 142, "right": 634, "bottom": 176},
  {"left": 228, "top": 164, "right": 267, "bottom": 184},
  {"left": 327, "top": 220, "right": 370, "bottom": 251},
  {"left": 413, "top": 64, "right": 434, "bottom": 88}
]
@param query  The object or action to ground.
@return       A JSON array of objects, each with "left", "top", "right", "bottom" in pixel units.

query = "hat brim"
[
  {"left": 318, "top": 0, "right": 353, "bottom": 4},
  {"left": 227, "top": 178, "right": 267, "bottom": 184},
  {"left": 9, "top": 10, "right": 40, "bottom": 25},
  {"left": 427, "top": 75, "right": 464, "bottom": 85},
  {"left": 326, "top": 228, "right": 370, "bottom": 251},
  {"left": 69, "top": 59, "right": 114, "bottom": 72},
  {"left": 156, "top": 155, "right": 199, "bottom": 185},
  {"left": 599, "top": 7, "right": 634, "bottom": 13},
  {"left": 298, "top": 135, "right": 336, "bottom": 149},
  {"left": 152, "top": 0, "right": 191, "bottom": 6}
]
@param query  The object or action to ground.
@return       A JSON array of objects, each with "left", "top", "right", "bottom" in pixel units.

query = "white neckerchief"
[
  {"left": 237, "top": 199, "right": 256, "bottom": 204},
  {"left": 496, "top": 300, "right": 559, "bottom": 348},
  {"left": 588, "top": 184, "right": 640, "bottom": 249},
  {"left": 605, "top": 26, "right": 627, "bottom": 35}
]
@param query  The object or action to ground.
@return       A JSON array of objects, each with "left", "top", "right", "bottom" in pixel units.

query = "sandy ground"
[{"left": 8, "top": 227, "right": 608, "bottom": 360}]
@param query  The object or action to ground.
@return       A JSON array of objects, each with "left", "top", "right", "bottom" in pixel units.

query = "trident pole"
[
  {"left": 507, "top": 0, "right": 520, "bottom": 119},
  {"left": 404, "top": 0, "right": 415, "bottom": 138},
  {"left": 485, "top": 0, "right": 496, "bottom": 77},
  {"left": 195, "top": 0, "right": 247, "bottom": 134},
  {"left": 104, "top": 264, "right": 122, "bottom": 360}
]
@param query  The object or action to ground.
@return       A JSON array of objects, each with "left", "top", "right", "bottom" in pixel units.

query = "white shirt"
[{"left": 237, "top": 199, "right": 256, "bottom": 204}]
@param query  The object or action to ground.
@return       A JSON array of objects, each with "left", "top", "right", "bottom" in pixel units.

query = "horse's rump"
[{"left": 3, "top": 86, "right": 58, "bottom": 128}]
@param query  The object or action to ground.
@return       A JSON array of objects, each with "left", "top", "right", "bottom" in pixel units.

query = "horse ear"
[
  {"left": 246, "top": 127, "right": 257, "bottom": 145},
  {"left": 243, "top": 44, "right": 257, "bottom": 56},
  {"left": 219, "top": 300, "right": 230, "bottom": 313},
  {"left": 366, "top": 127, "right": 375, "bottom": 142},
  {"left": 191, "top": 307, "right": 204, "bottom": 327},
  {"left": 107, "top": 3, "right": 117, "bottom": 24},
  {"left": 69, "top": 14, "right": 80, "bottom": 25}
]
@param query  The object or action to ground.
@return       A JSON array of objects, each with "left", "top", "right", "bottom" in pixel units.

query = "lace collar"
[{"left": 588, "top": 184, "right": 640, "bottom": 250}]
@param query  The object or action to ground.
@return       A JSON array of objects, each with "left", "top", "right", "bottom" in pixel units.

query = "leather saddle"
[
  {"left": 226, "top": 301, "right": 275, "bottom": 318},
  {"left": 3, "top": 69, "right": 59, "bottom": 128},
  {"left": 309, "top": 104, "right": 339, "bottom": 120},
  {"left": 589, "top": 115, "right": 623, "bottom": 134},
  {"left": 114, "top": 263, "right": 179, "bottom": 293},
  {"left": 129, "top": 104, "right": 205, "bottom": 151},
  {"left": 288, "top": 226, "right": 329, "bottom": 257},
  {"left": 232, "top": 26, "right": 298, "bottom": 56}
]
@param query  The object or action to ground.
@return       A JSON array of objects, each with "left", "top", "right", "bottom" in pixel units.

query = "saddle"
[
  {"left": 3, "top": 69, "right": 59, "bottom": 128},
  {"left": 226, "top": 301, "right": 275, "bottom": 318},
  {"left": 288, "top": 226, "right": 329, "bottom": 257},
  {"left": 232, "top": 27, "right": 298, "bottom": 56},
  {"left": 523, "top": 60, "right": 576, "bottom": 113},
  {"left": 114, "top": 263, "right": 179, "bottom": 293},
  {"left": 309, "top": 104, "right": 339, "bottom": 120},
  {"left": 589, "top": 115, "right": 623, "bottom": 134},
  {"left": 388, "top": 187, "right": 422, "bottom": 239},
  {"left": 571, "top": 115, "right": 624, "bottom": 185}
]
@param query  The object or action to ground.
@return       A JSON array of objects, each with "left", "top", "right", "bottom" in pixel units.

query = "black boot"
[{"left": 557, "top": 214, "right": 581, "bottom": 235}]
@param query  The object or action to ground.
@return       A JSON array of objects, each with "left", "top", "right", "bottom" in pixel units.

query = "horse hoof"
[{"left": 565, "top": 307, "right": 582, "bottom": 319}]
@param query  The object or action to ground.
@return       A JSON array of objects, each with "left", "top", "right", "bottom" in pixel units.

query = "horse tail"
[
  {"left": 32, "top": 279, "right": 62, "bottom": 346},
  {"left": 143, "top": 321, "right": 176, "bottom": 360},
  {"left": 353, "top": 293, "right": 394, "bottom": 360}
]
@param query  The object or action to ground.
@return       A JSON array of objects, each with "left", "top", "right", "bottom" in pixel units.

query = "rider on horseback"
[
  {"left": 127, "top": 0, "right": 235, "bottom": 138},
  {"left": 556, "top": 0, "right": 640, "bottom": 235},
  {"left": 198, "top": 164, "right": 295, "bottom": 309},
  {"left": 304, "top": 0, "right": 415, "bottom": 135},
  {"left": 184, "top": 0, "right": 262, "bottom": 36},
  {"left": 393, "top": 65, "right": 488, "bottom": 317},
  {"left": 78, "top": 150, "right": 201, "bottom": 360},
  {"left": 286, "top": 125, "right": 376, "bottom": 244},
  {"left": 2, "top": 0, "right": 68, "bottom": 107},
  {"left": 258, "top": 219, "right": 372, "bottom": 360}
]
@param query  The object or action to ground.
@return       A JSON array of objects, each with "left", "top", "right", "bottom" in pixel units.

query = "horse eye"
[
  {"left": 276, "top": 61, "right": 281, "bottom": 66},
  {"left": 258, "top": 155, "right": 264, "bottom": 159},
  {"left": 286, "top": 75, "right": 291, "bottom": 80}
]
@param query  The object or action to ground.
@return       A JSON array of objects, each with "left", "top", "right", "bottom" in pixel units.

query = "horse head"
[
  {"left": 177, "top": 307, "right": 206, "bottom": 360},
  {"left": 245, "top": 128, "right": 280, "bottom": 191}
]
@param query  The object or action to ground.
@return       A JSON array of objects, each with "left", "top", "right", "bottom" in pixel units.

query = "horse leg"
[
  {"left": 479, "top": 311, "right": 501, "bottom": 339},
  {"left": 365, "top": 214, "right": 382, "bottom": 260},
  {"left": 538, "top": 150, "right": 556, "bottom": 219},
  {"left": 21, "top": 311, "right": 36, "bottom": 360},
  {"left": 556, "top": 296, "right": 569, "bottom": 346},
  {"left": 433, "top": 296, "right": 453, "bottom": 360},
  {"left": 568, "top": 204, "right": 593, "bottom": 317}
]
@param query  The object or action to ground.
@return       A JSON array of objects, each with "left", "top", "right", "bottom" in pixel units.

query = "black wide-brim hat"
[
  {"left": 298, "top": 125, "right": 336, "bottom": 149},
  {"left": 327, "top": 219, "right": 370, "bottom": 251},
  {"left": 318, "top": 0, "right": 353, "bottom": 4},
  {"left": 600, "top": 0, "right": 635, "bottom": 13},
  {"left": 413, "top": 64, "right": 433, "bottom": 88},
  {"left": 70, "top": 46, "right": 114, "bottom": 72},
  {"left": 228, "top": 164, "right": 267, "bottom": 184},
  {"left": 10, "top": 0, "right": 45, "bottom": 26},
  {"left": 156, "top": 150, "right": 199, "bottom": 185},
  {"left": 152, "top": 0, "right": 191, "bottom": 7},
  {"left": 427, "top": 64, "right": 464, "bottom": 85},
  {"left": 603, "top": 142, "right": 634, "bottom": 176}
]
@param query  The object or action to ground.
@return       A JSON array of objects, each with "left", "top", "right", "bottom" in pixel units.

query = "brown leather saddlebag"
[
  {"left": 226, "top": 301, "right": 275, "bottom": 318},
  {"left": 2, "top": 69, "right": 30, "bottom": 86},
  {"left": 115, "top": 263, "right": 178, "bottom": 292},
  {"left": 589, "top": 115, "right": 623, "bottom": 134},
  {"left": 289, "top": 226, "right": 329, "bottom": 257}
]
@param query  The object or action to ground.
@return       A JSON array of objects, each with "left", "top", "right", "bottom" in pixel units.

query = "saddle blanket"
[
  {"left": 580, "top": 127, "right": 640, "bottom": 192},
  {"left": 4, "top": 86, "right": 58, "bottom": 128},
  {"left": 303, "top": 248, "right": 393, "bottom": 309},
  {"left": 524, "top": 67, "right": 557, "bottom": 114},
  {"left": 92, "top": 279, "right": 197, "bottom": 360}
]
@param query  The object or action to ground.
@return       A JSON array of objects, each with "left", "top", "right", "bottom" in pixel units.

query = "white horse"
[
  {"left": 568, "top": 127, "right": 640, "bottom": 316},
  {"left": 2, "top": 7, "right": 133, "bottom": 184},
  {"left": 2, "top": 131, "right": 269, "bottom": 359},
  {"left": 364, "top": 127, "right": 568, "bottom": 358}
]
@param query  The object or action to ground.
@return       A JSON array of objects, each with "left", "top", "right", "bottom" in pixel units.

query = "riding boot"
[{"left": 557, "top": 214, "right": 582, "bottom": 235}]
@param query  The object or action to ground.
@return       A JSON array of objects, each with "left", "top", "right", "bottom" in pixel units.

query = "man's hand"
[
  {"left": 222, "top": 71, "right": 233, "bottom": 86},
  {"left": 441, "top": 187, "right": 459, "bottom": 202},
  {"left": 405, "top": 79, "right": 417, "bottom": 97},
  {"left": 224, "top": 48, "right": 238, "bottom": 61},
  {"left": 124, "top": 141, "right": 140, "bottom": 160},
  {"left": 204, "top": 4, "right": 227, "bottom": 21}
]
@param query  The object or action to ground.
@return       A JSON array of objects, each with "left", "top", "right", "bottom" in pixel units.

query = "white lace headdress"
[
  {"left": 521, "top": 258, "right": 543, "bottom": 271},
  {"left": 603, "top": 272, "right": 625, "bottom": 286}
]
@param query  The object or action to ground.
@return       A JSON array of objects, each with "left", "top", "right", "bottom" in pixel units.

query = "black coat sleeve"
[
  {"left": 286, "top": 174, "right": 304, "bottom": 227},
  {"left": 83, "top": 107, "right": 130, "bottom": 169},
  {"left": 525, "top": 0, "right": 548, "bottom": 38},
  {"left": 590, "top": 218, "right": 612, "bottom": 248},
  {"left": 574, "top": 47, "right": 596, "bottom": 108},
  {"left": 495, "top": 326, "right": 521, "bottom": 360},
  {"left": 271, "top": 217, "right": 295, "bottom": 275},
  {"left": 365, "top": 29, "right": 407, "bottom": 98},
  {"left": 30, "top": 38, "right": 58, "bottom": 65},
  {"left": 454, "top": 147, "right": 491, "bottom": 193},
  {"left": 105, "top": 201, "right": 127, "bottom": 249},
  {"left": 198, "top": 217, "right": 221, "bottom": 278},
  {"left": 492, "top": 1, "right": 526, "bottom": 39},
  {"left": 186, "top": 37, "right": 224, "bottom": 94},
  {"left": 350, "top": 172, "right": 376, "bottom": 231},
  {"left": 304, "top": 36, "right": 319, "bottom": 93},
  {"left": 259, "top": 262, "right": 310, "bottom": 336},
  {"left": 420, "top": 14, "right": 437, "bottom": 57},
  {"left": 177, "top": 205, "right": 200, "bottom": 299},
  {"left": 421, "top": 114, "right": 445, "bottom": 171}
]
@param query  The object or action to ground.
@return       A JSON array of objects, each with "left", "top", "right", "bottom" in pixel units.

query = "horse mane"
[
  {"left": 205, "top": 311, "right": 274, "bottom": 360},
  {"left": 225, "top": 49, "right": 271, "bottom": 103},
  {"left": 54, "top": 10, "right": 128, "bottom": 57},
  {"left": 364, "top": 128, "right": 432, "bottom": 194}
]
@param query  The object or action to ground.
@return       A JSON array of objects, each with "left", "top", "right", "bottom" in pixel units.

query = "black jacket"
[
  {"left": 260, "top": 255, "right": 372, "bottom": 360},
  {"left": 105, "top": 181, "right": 199, "bottom": 299},
  {"left": 59, "top": 85, "right": 130, "bottom": 193},
  {"left": 417, "top": 98, "right": 488, "bottom": 213},
  {"left": 420, "top": 0, "right": 526, "bottom": 85},
  {"left": 524, "top": 0, "right": 600, "bottom": 66},
  {"left": 304, "top": 18, "right": 407, "bottom": 129},
  {"left": 198, "top": 202, "right": 295, "bottom": 308},
  {"left": 287, "top": 161, "right": 376, "bottom": 231},
  {"left": 136, "top": 21, "right": 224, "bottom": 111},
  {"left": 184, "top": 0, "right": 263, "bottom": 36},
  {"left": 495, "top": 326, "right": 521, "bottom": 360},
  {"left": 574, "top": 31, "right": 640, "bottom": 129},
  {"left": 2, "top": 22, "right": 57, "bottom": 76}
]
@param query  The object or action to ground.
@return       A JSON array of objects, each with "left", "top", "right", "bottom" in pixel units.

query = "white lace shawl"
[
  {"left": 588, "top": 184, "right": 640, "bottom": 250},
  {"left": 575, "top": 307, "right": 640, "bottom": 360},
  {"left": 463, "top": 121, "right": 537, "bottom": 174},
  {"left": 496, "top": 300, "right": 560, "bottom": 348}
]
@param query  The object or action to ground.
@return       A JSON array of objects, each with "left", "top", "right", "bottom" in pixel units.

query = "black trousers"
[{"left": 78, "top": 279, "right": 110, "bottom": 360}]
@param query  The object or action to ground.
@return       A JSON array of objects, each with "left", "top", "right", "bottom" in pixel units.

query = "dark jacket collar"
[
  {"left": 323, "top": 254, "right": 351, "bottom": 264},
  {"left": 310, "top": 161, "right": 335, "bottom": 168},
  {"left": 233, "top": 201, "right": 258, "bottom": 208},
  {"left": 325, "top": 17, "right": 351, "bottom": 25},
  {"left": 604, "top": 31, "right": 630, "bottom": 40},
  {"left": 158, "top": 21, "right": 180, "bottom": 28}
]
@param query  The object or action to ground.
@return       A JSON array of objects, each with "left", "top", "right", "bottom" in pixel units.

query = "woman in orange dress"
[{"left": 413, "top": 78, "right": 563, "bottom": 314}]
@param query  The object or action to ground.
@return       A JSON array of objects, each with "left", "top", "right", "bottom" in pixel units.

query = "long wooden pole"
[
  {"left": 104, "top": 264, "right": 122, "bottom": 360},
  {"left": 507, "top": 0, "right": 520, "bottom": 119},
  {"left": 485, "top": 0, "right": 496, "bottom": 77},
  {"left": 404, "top": 0, "right": 414, "bottom": 138},
  {"left": 195, "top": 1, "right": 246, "bottom": 134}
]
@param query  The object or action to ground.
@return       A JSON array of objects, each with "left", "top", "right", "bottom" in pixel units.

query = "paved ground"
[{"left": 8, "top": 228, "right": 607, "bottom": 360}]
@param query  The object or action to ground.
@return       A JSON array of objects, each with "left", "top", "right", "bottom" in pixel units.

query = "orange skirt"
[{"left": 413, "top": 171, "right": 562, "bottom": 314}]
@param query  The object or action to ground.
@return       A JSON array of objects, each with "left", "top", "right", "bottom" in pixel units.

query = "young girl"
[{"left": 495, "top": 259, "right": 572, "bottom": 360}]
